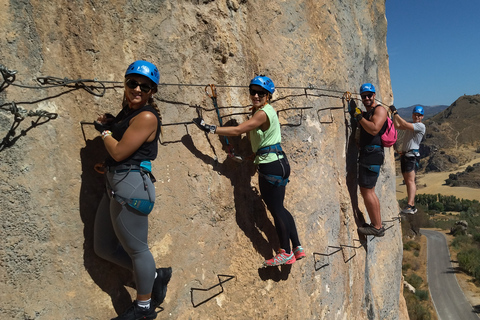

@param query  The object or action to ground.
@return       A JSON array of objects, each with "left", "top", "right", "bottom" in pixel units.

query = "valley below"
[{"left": 396, "top": 150, "right": 480, "bottom": 202}]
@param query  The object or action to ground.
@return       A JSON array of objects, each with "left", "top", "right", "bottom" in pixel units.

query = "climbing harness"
[
  {"left": 405, "top": 149, "right": 420, "bottom": 157},
  {"left": 205, "top": 84, "right": 243, "bottom": 162},
  {"left": 359, "top": 163, "right": 381, "bottom": 174},
  {"left": 105, "top": 161, "right": 157, "bottom": 215},
  {"left": 256, "top": 143, "right": 286, "bottom": 157},
  {"left": 256, "top": 143, "right": 290, "bottom": 186},
  {"left": 359, "top": 145, "right": 383, "bottom": 173}
]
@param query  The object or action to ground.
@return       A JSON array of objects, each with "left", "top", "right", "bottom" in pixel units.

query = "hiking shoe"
[
  {"left": 293, "top": 246, "right": 306, "bottom": 260},
  {"left": 111, "top": 301, "right": 157, "bottom": 320},
  {"left": 401, "top": 205, "right": 417, "bottom": 215},
  {"left": 358, "top": 224, "right": 385, "bottom": 237},
  {"left": 152, "top": 267, "right": 172, "bottom": 307},
  {"left": 263, "top": 249, "right": 296, "bottom": 267}
]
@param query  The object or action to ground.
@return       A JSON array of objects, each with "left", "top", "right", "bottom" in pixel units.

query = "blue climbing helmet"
[
  {"left": 413, "top": 105, "right": 424, "bottom": 115},
  {"left": 125, "top": 60, "right": 160, "bottom": 85},
  {"left": 249, "top": 75, "right": 275, "bottom": 94},
  {"left": 359, "top": 83, "right": 376, "bottom": 94}
]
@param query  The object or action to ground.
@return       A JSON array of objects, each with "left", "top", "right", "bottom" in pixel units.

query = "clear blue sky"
[{"left": 386, "top": 1, "right": 480, "bottom": 108}]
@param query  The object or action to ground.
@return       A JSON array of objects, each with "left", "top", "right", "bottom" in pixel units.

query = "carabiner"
[
  {"left": 205, "top": 84, "right": 217, "bottom": 99},
  {"left": 343, "top": 91, "right": 352, "bottom": 102}
]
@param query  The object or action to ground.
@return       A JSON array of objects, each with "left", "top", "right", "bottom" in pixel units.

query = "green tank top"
[{"left": 249, "top": 104, "right": 283, "bottom": 164}]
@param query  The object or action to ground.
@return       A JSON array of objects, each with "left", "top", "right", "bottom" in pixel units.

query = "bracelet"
[
  {"left": 101, "top": 130, "right": 112, "bottom": 140},
  {"left": 209, "top": 124, "right": 217, "bottom": 134},
  {"left": 393, "top": 111, "right": 398, "bottom": 116}
]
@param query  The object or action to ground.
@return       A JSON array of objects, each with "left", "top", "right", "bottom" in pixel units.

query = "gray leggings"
[{"left": 94, "top": 170, "right": 156, "bottom": 295}]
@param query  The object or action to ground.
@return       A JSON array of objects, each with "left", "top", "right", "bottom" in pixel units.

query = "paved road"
[{"left": 421, "top": 229, "right": 479, "bottom": 320}]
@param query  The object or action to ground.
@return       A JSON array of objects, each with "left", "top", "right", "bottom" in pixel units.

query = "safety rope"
[
  {"left": 0, "top": 64, "right": 60, "bottom": 151},
  {"left": 0, "top": 64, "right": 17, "bottom": 92},
  {"left": 1, "top": 62, "right": 393, "bottom": 148},
  {"left": 0, "top": 102, "right": 58, "bottom": 151}
]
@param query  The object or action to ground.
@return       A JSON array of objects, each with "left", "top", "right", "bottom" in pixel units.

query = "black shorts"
[
  {"left": 401, "top": 155, "right": 419, "bottom": 173},
  {"left": 358, "top": 145, "right": 384, "bottom": 189}
]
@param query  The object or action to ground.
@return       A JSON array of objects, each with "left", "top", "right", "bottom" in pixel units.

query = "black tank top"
[
  {"left": 359, "top": 106, "right": 387, "bottom": 148},
  {"left": 105, "top": 105, "right": 161, "bottom": 167}
]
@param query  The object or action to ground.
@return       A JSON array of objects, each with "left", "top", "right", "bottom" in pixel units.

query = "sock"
[{"left": 136, "top": 299, "right": 151, "bottom": 309}]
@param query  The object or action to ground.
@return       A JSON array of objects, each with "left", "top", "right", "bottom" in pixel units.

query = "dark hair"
[
  {"left": 148, "top": 95, "right": 163, "bottom": 138},
  {"left": 148, "top": 96, "right": 160, "bottom": 117}
]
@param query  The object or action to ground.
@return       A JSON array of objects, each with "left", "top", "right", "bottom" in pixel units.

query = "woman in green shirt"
[{"left": 193, "top": 76, "right": 304, "bottom": 267}]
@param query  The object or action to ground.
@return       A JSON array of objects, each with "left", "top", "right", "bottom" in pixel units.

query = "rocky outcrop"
[{"left": 0, "top": 1, "right": 406, "bottom": 319}]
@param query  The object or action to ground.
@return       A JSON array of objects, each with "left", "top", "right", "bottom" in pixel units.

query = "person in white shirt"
[{"left": 390, "top": 105, "right": 426, "bottom": 214}]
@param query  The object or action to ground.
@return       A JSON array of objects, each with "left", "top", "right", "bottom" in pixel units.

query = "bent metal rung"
[{"left": 190, "top": 274, "right": 235, "bottom": 308}]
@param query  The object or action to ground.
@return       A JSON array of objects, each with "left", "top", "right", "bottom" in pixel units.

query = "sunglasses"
[
  {"left": 249, "top": 89, "right": 268, "bottom": 98},
  {"left": 361, "top": 93, "right": 374, "bottom": 99},
  {"left": 125, "top": 78, "right": 153, "bottom": 93}
]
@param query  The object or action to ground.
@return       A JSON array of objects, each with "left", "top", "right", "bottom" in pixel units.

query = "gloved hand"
[
  {"left": 193, "top": 118, "right": 217, "bottom": 134},
  {"left": 94, "top": 113, "right": 115, "bottom": 132},
  {"left": 354, "top": 107, "right": 363, "bottom": 121},
  {"left": 94, "top": 121, "right": 108, "bottom": 133},
  {"left": 389, "top": 105, "right": 397, "bottom": 113}
]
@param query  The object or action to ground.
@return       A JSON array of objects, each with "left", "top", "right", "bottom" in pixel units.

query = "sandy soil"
[{"left": 396, "top": 156, "right": 480, "bottom": 202}]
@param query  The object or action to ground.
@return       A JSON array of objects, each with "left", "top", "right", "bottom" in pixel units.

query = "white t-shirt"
[{"left": 401, "top": 122, "right": 426, "bottom": 157}]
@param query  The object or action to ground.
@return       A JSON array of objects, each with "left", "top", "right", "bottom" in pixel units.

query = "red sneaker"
[
  {"left": 263, "top": 249, "right": 296, "bottom": 267},
  {"left": 293, "top": 246, "right": 306, "bottom": 260}
]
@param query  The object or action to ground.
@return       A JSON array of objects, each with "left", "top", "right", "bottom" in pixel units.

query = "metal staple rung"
[{"left": 190, "top": 274, "right": 235, "bottom": 308}]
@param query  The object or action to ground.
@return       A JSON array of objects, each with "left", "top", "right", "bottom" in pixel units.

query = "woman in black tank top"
[{"left": 93, "top": 60, "right": 171, "bottom": 320}]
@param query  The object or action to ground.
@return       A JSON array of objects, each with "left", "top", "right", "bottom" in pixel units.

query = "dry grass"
[
  {"left": 403, "top": 234, "right": 438, "bottom": 320},
  {"left": 436, "top": 229, "right": 480, "bottom": 307}
]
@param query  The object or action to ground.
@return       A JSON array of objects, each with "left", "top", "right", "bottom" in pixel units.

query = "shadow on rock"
[
  {"left": 182, "top": 134, "right": 287, "bottom": 280},
  {"left": 345, "top": 100, "right": 367, "bottom": 246},
  {"left": 79, "top": 137, "right": 133, "bottom": 314},
  {"left": 258, "top": 264, "right": 292, "bottom": 281}
]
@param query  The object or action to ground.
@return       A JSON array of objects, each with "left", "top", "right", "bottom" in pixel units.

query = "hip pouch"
[
  {"left": 359, "top": 163, "right": 381, "bottom": 173},
  {"left": 113, "top": 193, "right": 155, "bottom": 215}
]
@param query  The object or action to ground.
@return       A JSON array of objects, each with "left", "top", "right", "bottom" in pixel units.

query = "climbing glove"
[
  {"left": 354, "top": 107, "right": 363, "bottom": 121},
  {"left": 93, "top": 113, "right": 115, "bottom": 132},
  {"left": 193, "top": 117, "right": 217, "bottom": 134},
  {"left": 389, "top": 105, "right": 398, "bottom": 116}
]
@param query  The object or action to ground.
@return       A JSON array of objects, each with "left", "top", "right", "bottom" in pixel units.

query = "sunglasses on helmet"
[{"left": 125, "top": 78, "right": 154, "bottom": 93}]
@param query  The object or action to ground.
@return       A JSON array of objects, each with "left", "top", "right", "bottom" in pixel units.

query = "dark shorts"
[
  {"left": 358, "top": 145, "right": 384, "bottom": 189},
  {"left": 401, "top": 155, "right": 419, "bottom": 173}
]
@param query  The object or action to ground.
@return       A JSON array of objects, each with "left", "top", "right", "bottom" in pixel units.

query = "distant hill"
[
  {"left": 424, "top": 95, "right": 480, "bottom": 149},
  {"left": 420, "top": 95, "right": 480, "bottom": 172},
  {"left": 397, "top": 104, "right": 449, "bottom": 120}
]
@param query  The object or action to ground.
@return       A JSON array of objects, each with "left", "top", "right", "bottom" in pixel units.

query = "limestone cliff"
[{"left": 0, "top": 1, "right": 407, "bottom": 319}]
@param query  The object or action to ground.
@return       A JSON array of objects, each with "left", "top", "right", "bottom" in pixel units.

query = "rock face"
[{"left": 0, "top": 1, "right": 406, "bottom": 319}]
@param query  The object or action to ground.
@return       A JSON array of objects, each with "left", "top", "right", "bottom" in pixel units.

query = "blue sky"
[{"left": 386, "top": 1, "right": 480, "bottom": 108}]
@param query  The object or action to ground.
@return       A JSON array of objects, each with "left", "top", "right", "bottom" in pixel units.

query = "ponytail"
[{"left": 148, "top": 96, "right": 163, "bottom": 139}]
